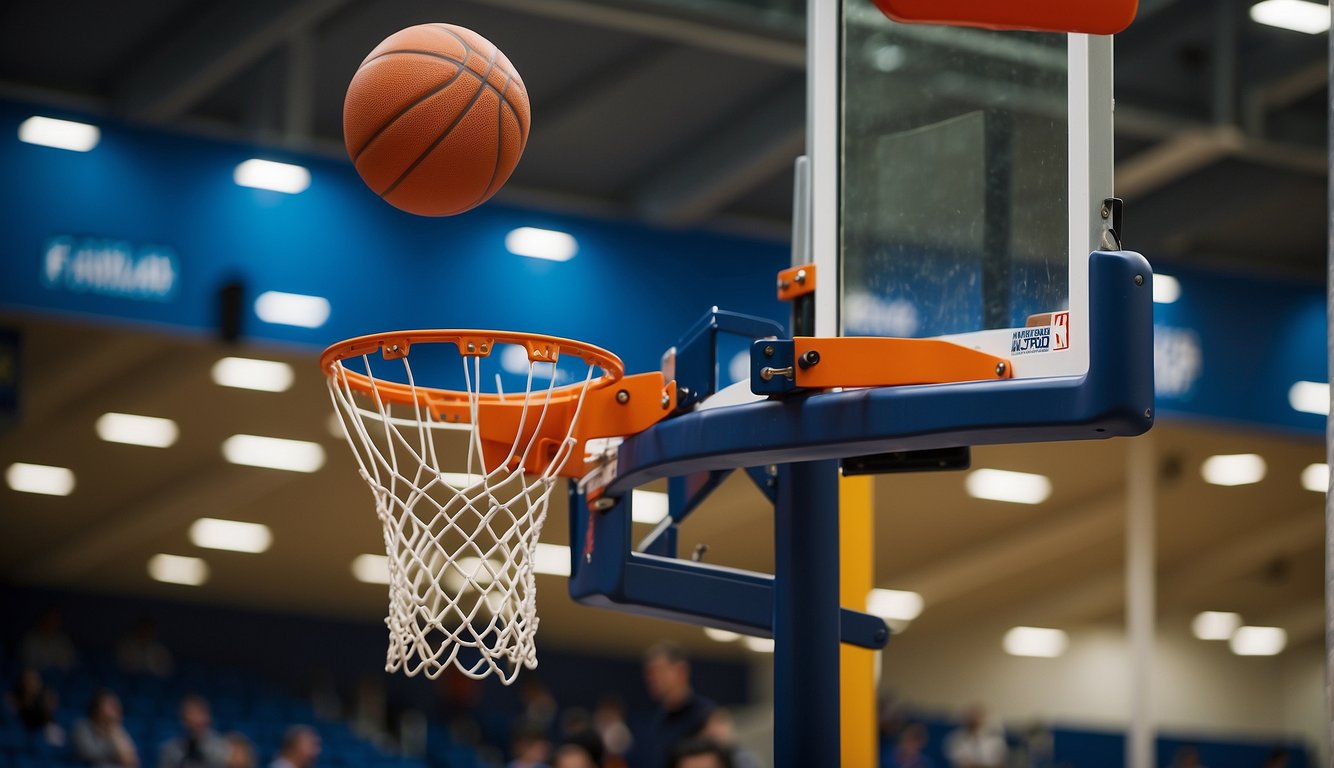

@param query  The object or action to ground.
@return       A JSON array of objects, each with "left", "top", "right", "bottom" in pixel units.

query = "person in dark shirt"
[{"left": 640, "top": 641, "right": 716, "bottom": 768}]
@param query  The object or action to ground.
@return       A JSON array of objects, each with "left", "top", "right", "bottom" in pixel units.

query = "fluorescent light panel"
[
  {"left": 965, "top": 468, "right": 1052, "bottom": 505},
  {"left": 533, "top": 543, "right": 571, "bottom": 577},
  {"left": 742, "top": 637, "right": 775, "bottom": 653},
  {"left": 148, "top": 554, "right": 208, "bottom": 586},
  {"left": 1003, "top": 626, "right": 1069, "bottom": 658},
  {"left": 222, "top": 434, "right": 325, "bottom": 473},
  {"left": 6, "top": 462, "right": 75, "bottom": 496},
  {"left": 1200, "top": 453, "right": 1267, "bottom": 486},
  {"left": 211, "top": 357, "right": 294, "bottom": 392},
  {"left": 1229, "top": 625, "right": 1287, "bottom": 656},
  {"left": 18, "top": 116, "right": 100, "bottom": 152},
  {"left": 704, "top": 628, "right": 741, "bottom": 643},
  {"left": 1288, "top": 381, "right": 1329, "bottom": 415},
  {"left": 632, "top": 489, "right": 669, "bottom": 524},
  {"left": 95, "top": 412, "right": 178, "bottom": 448},
  {"left": 189, "top": 518, "right": 272, "bottom": 554},
  {"left": 506, "top": 227, "right": 578, "bottom": 261},
  {"left": 1250, "top": 0, "right": 1331, "bottom": 33},
  {"left": 867, "top": 588, "right": 924, "bottom": 622},
  {"left": 1302, "top": 463, "right": 1328, "bottom": 493},
  {"left": 1153, "top": 274, "right": 1181, "bottom": 304},
  {"left": 254, "top": 291, "right": 330, "bottom": 328},
  {"left": 1191, "top": 611, "right": 1242, "bottom": 641},
  {"left": 352, "top": 554, "right": 391, "bottom": 584},
  {"left": 233, "top": 159, "right": 310, "bottom": 194}
]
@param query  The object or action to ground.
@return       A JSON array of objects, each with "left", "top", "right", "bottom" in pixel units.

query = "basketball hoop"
[{"left": 321, "top": 330, "right": 673, "bottom": 682}]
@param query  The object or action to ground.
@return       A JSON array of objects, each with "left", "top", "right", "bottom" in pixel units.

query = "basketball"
[{"left": 343, "top": 24, "right": 530, "bottom": 217}]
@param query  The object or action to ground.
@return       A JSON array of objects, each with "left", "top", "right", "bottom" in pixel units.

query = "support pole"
[
  {"left": 1126, "top": 435, "right": 1156, "bottom": 768},
  {"left": 840, "top": 474, "right": 877, "bottom": 765},
  {"left": 774, "top": 460, "right": 841, "bottom": 766}
]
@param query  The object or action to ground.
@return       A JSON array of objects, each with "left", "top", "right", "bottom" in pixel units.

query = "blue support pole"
[{"left": 773, "top": 459, "right": 841, "bottom": 765}]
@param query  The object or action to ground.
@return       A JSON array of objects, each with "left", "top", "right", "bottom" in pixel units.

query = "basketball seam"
[
  {"left": 425, "top": 24, "right": 524, "bottom": 120},
  {"left": 349, "top": 63, "right": 468, "bottom": 162},
  {"left": 472, "top": 71, "right": 513, "bottom": 209},
  {"left": 381, "top": 46, "right": 501, "bottom": 200},
  {"left": 364, "top": 48, "right": 526, "bottom": 132}
]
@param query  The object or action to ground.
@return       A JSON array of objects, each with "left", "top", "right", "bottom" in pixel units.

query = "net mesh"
[{"left": 326, "top": 343, "right": 597, "bottom": 683}]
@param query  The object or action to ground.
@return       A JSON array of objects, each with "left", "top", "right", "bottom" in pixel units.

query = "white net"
[{"left": 326, "top": 340, "right": 598, "bottom": 683}]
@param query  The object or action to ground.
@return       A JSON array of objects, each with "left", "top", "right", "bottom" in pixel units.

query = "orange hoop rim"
[{"left": 320, "top": 329, "right": 625, "bottom": 409}]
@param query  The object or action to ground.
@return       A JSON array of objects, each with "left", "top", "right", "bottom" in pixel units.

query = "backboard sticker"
[{"left": 1011, "top": 311, "right": 1070, "bottom": 355}]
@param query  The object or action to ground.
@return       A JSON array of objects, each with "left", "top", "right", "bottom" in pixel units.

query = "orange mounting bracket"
[{"left": 753, "top": 336, "right": 1012, "bottom": 395}]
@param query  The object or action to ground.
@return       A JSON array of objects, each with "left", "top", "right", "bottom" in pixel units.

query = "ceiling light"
[
  {"left": 1250, "top": 0, "right": 1330, "bottom": 34},
  {"left": 743, "top": 637, "right": 775, "bottom": 653},
  {"left": 189, "top": 518, "right": 272, "bottom": 554},
  {"left": 5, "top": 462, "right": 75, "bottom": 496},
  {"left": 18, "top": 116, "right": 100, "bottom": 152},
  {"left": 965, "top": 468, "right": 1052, "bottom": 505},
  {"left": 632, "top": 489, "right": 669, "bottom": 524},
  {"left": 533, "top": 543, "right": 571, "bottom": 577},
  {"left": 211, "top": 357, "right": 294, "bottom": 392},
  {"left": 222, "top": 435, "right": 325, "bottom": 473},
  {"left": 1200, "top": 454, "right": 1267, "bottom": 486},
  {"left": 867, "top": 589, "right": 924, "bottom": 622},
  {"left": 95, "top": 412, "right": 179, "bottom": 448},
  {"left": 148, "top": 554, "right": 209, "bottom": 586},
  {"left": 352, "top": 554, "right": 391, "bottom": 584},
  {"left": 1229, "top": 625, "right": 1287, "bottom": 656},
  {"left": 1153, "top": 274, "right": 1181, "bottom": 304},
  {"left": 1288, "top": 381, "right": 1329, "bottom": 415},
  {"left": 254, "top": 291, "right": 330, "bottom": 328},
  {"left": 1302, "top": 463, "right": 1328, "bottom": 493},
  {"left": 234, "top": 159, "right": 310, "bottom": 194},
  {"left": 1191, "top": 611, "right": 1242, "bottom": 640},
  {"left": 1003, "top": 626, "right": 1069, "bottom": 658},
  {"left": 704, "top": 628, "right": 741, "bottom": 642},
  {"left": 505, "top": 227, "right": 578, "bottom": 261}
]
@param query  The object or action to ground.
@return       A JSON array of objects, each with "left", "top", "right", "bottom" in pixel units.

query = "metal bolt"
[
  {"left": 466, "top": 342, "right": 476, "bottom": 353},
  {"left": 778, "top": 279, "right": 790, "bottom": 290},
  {"left": 763, "top": 344, "right": 775, "bottom": 357},
  {"left": 616, "top": 389, "right": 630, "bottom": 404},
  {"left": 480, "top": 344, "right": 488, "bottom": 353},
  {"left": 1134, "top": 274, "right": 1144, "bottom": 287},
  {"left": 795, "top": 269, "right": 807, "bottom": 284},
  {"left": 390, "top": 344, "right": 400, "bottom": 353},
  {"left": 760, "top": 366, "right": 794, "bottom": 382},
  {"left": 798, "top": 350, "right": 821, "bottom": 369},
  {"left": 661, "top": 393, "right": 671, "bottom": 409},
  {"left": 590, "top": 497, "right": 615, "bottom": 511},
  {"left": 1101, "top": 204, "right": 1111, "bottom": 219},
  {"left": 874, "top": 627, "right": 890, "bottom": 644},
  {"left": 1144, "top": 408, "right": 1153, "bottom": 419},
  {"left": 995, "top": 362, "right": 1007, "bottom": 376}
]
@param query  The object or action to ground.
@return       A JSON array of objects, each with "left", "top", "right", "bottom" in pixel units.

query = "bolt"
[
  {"left": 874, "top": 627, "right": 890, "bottom": 644},
  {"left": 590, "top": 497, "right": 615, "bottom": 511},
  {"left": 760, "top": 366, "right": 794, "bottom": 382},
  {"left": 585, "top": 552, "right": 592, "bottom": 563},
  {"left": 799, "top": 350, "right": 821, "bottom": 369},
  {"left": 1144, "top": 408, "right": 1153, "bottom": 419},
  {"left": 795, "top": 269, "right": 807, "bottom": 284},
  {"left": 616, "top": 389, "right": 630, "bottom": 404},
  {"left": 480, "top": 344, "right": 488, "bottom": 353},
  {"left": 466, "top": 342, "right": 476, "bottom": 353},
  {"left": 995, "top": 361, "right": 1007, "bottom": 376},
  {"left": 1101, "top": 204, "right": 1111, "bottom": 219},
  {"left": 763, "top": 344, "right": 775, "bottom": 357},
  {"left": 390, "top": 344, "right": 400, "bottom": 353},
  {"left": 692, "top": 544, "right": 709, "bottom": 562},
  {"left": 778, "top": 279, "right": 790, "bottom": 290},
  {"left": 1134, "top": 274, "right": 1144, "bottom": 287},
  {"left": 661, "top": 393, "right": 671, "bottom": 409}
]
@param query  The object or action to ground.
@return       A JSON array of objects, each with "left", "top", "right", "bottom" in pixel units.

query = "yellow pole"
[{"left": 840, "top": 473, "right": 877, "bottom": 766}]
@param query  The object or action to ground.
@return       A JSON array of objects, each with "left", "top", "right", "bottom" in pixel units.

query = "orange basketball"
[{"left": 343, "top": 24, "right": 530, "bottom": 217}]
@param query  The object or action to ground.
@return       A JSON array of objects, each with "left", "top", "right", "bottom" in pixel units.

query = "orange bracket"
[
  {"left": 777, "top": 264, "right": 816, "bottom": 301},
  {"left": 793, "top": 337, "right": 1011, "bottom": 388}
]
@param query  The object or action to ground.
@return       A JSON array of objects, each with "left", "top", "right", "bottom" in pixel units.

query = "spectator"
[
  {"left": 72, "top": 690, "right": 139, "bottom": 767},
  {"left": 116, "top": 618, "right": 174, "bottom": 678},
  {"left": 593, "top": 696, "right": 633, "bottom": 765},
  {"left": 551, "top": 742, "right": 599, "bottom": 768},
  {"left": 507, "top": 719, "right": 552, "bottom": 768},
  {"left": 223, "top": 734, "right": 256, "bottom": 768},
  {"left": 158, "top": 695, "right": 228, "bottom": 768},
  {"left": 885, "top": 723, "right": 932, "bottom": 768},
  {"left": 269, "top": 726, "right": 321, "bottom": 768},
  {"left": 702, "top": 709, "right": 761, "bottom": 768},
  {"left": 944, "top": 706, "right": 1007, "bottom": 768},
  {"left": 6, "top": 668, "right": 63, "bottom": 745},
  {"left": 641, "top": 642, "right": 717, "bottom": 768},
  {"left": 20, "top": 608, "right": 78, "bottom": 672},
  {"left": 670, "top": 738, "right": 733, "bottom": 768}
]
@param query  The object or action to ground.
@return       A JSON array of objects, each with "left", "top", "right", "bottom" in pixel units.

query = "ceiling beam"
[
  {"left": 115, "top": 0, "right": 351, "bottom": 122},
  {"left": 634, "top": 80, "right": 804, "bottom": 227}
]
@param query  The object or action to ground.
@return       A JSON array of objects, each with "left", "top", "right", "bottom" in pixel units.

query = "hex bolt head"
[
  {"left": 995, "top": 361, "right": 1007, "bottom": 376},
  {"left": 466, "top": 342, "right": 476, "bottom": 353},
  {"left": 763, "top": 345, "right": 775, "bottom": 357},
  {"left": 1134, "top": 274, "right": 1144, "bottom": 287},
  {"left": 616, "top": 389, "right": 630, "bottom": 404}
]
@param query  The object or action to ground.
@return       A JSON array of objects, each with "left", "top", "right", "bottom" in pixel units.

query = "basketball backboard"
[{"left": 811, "top": 0, "right": 1116, "bottom": 381}]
